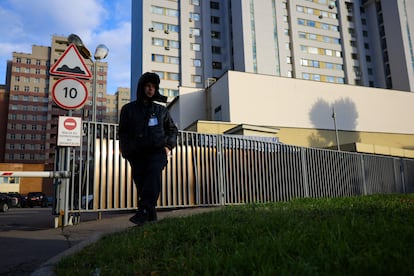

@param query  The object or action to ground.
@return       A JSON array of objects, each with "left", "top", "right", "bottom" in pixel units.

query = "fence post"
[
  {"left": 217, "top": 135, "right": 225, "bottom": 205},
  {"left": 360, "top": 155, "right": 367, "bottom": 195},
  {"left": 54, "top": 147, "right": 69, "bottom": 228},
  {"left": 301, "top": 148, "right": 310, "bottom": 198},
  {"left": 400, "top": 159, "right": 406, "bottom": 194}
]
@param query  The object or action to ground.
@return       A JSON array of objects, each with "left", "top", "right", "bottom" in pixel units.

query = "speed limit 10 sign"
[{"left": 52, "top": 77, "right": 88, "bottom": 110}]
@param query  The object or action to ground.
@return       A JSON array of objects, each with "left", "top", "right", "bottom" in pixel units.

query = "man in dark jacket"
[{"left": 119, "top": 72, "right": 178, "bottom": 225}]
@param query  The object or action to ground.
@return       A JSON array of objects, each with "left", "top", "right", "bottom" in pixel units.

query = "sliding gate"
[{"left": 54, "top": 122, "right": 414, "bottom": 226}]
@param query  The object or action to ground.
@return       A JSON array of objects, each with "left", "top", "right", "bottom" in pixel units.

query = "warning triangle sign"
[{"left": 50, "top": 44, "right": 92, "bottom": 79}]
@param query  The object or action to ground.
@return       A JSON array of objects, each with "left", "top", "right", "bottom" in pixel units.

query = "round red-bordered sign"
[
  {"left": 63, "top": 118, "right": 77, "bottom": 130},
  {"left": 52, "top": 77, "right": 88, "bottom": 110}
]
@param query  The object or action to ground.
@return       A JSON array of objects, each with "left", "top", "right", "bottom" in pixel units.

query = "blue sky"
[{"left": 0, "top": 0, "right": 131, "bottom": 94}]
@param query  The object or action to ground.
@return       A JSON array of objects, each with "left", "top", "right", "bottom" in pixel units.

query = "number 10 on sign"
[{"left": 52, "top": 77, "right": 88, "bottom": 110}]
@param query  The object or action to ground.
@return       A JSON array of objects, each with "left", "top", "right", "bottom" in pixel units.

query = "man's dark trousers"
[{"left": 129, "top": 152, "right": 167, "bottom": 211}]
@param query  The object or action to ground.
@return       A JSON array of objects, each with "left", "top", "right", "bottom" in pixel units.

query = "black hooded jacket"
[{"left": 119, "top": 73, "right": 178, "bottom": 159}]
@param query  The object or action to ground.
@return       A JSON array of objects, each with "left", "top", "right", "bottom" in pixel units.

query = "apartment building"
[
  {"left": 105, "top": 87, "right": 131, "bottom": 123},
  {"left": 2, "top": 35, "right": 110, "bottom": 164},
  {"left": 131, "top": 0, "right": 414, "bottom": 99}
]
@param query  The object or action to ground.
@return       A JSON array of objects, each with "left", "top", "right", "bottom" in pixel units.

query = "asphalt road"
[
  {"left": 0, "top": 207, "right": 120, "bottom": 275},
  {"left": 0, "top": 207, "right": 54, "bottom": 231}
]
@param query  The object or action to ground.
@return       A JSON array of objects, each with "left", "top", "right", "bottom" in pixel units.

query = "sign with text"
[{"left": 57, "top": 116, "right": 82, "bottom": 147}]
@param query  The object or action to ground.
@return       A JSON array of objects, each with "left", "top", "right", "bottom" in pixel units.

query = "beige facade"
[
  {"left": 105, "top": 87, "right": 130, "bottom": 123},
  {"left": 177, "top": 71, "right": 414, "bottom": 158},
  {"left": 0, "top": 85, "right": 8, "bottom": 162}
]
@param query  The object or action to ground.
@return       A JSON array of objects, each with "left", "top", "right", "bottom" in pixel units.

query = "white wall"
[
  {"left": 173, "top": 87, "right": 206, "bottom": 129},
  {"left": 215, "top": 71, "right": 414, "bottom": 134}
]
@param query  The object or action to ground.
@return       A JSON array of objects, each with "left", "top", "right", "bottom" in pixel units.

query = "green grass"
[{"left": 55, "top": 194, "right": 414, "bottom": 275}]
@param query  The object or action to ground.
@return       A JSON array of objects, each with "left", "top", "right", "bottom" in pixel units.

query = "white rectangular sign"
[{"left": 57, "top": 116, "right": 82, "bottom": 146}]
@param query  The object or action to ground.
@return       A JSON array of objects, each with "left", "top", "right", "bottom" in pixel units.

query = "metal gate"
[{"left": 54, "top": 121, "right": 414, "bottom": 226}]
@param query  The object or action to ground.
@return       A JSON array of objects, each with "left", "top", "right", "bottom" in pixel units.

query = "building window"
[
  {"left": 190, "top": 28, "right": 201, "bottom": 36},
  {"left": 168, "top": 40, "right": 180, "bottom": 49},
  {"left": 211, "top": 16, "right": 220, "bottom": 24},
  {"left": 212, "top": 61, "right": 222, "bottom": 69},
  {"left": 152, "top": 54, "right": 164, "bottom": 63},
  {"left": 210, "top": 1, "right": 219, "bottom": 9},
  {"left": 26, "top": 58, "right": 31, "bottom": 64},
  {"left": 193, "top": 59, "right": 202, "bottom": 67},
  {"left": 212, "top": 46, "right": 221, "bottom": 54},
  {"left": 191, "top": 0, "right": 200, "bottom": 5},
  {"left": 192, "top": 43, "right": 201, "bottom": 51},
  {"left": 152, "top": 6, "right": 163, "bottom": 15},
  {"left": 192, "top": 75, "right": 202, "bottom": 83},
  {"left": 16, "top": 57, "right": 21, "bottom": 63},
  {"left": 190, "top": 12, "right": 200, "bottom": 21},
  {"left": 167, "top": 56, "right": 179, "bottom": 64},
  {"left": 152, "top": 38, "right": 164, "bottom": 47},
  {"left": 152, "top": 22, "right": 164, "bottom": 31},
  {"left": 36, "top": 59, "right": 41, "bottom": 65},
  {"left": 14, "top": 85, "right": 19, "bottom": 91},
  {"left": 15, "top": 76, "right": 20, "bottom": 82},
  {"left": 211, "top": 31, "right": 220, "bottom": 39},
  {"left": 24, "top": 86, "right": 30, "bottom": 92},
  {"left": 35, "top": 68, "right": 40, "bottom": 74},
  {"left": 166, "top": 8, "right": 179, "bottom": 17},
  {"left": 167, "top": 72, "right": 180, "bottom": 81}
]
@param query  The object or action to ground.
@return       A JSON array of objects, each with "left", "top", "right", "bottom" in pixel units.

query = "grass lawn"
[{"left": 55, "top": 194, "right": 414, "bottom": 275}]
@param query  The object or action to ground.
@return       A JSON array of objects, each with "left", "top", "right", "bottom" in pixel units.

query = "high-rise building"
[
  {"left": 3, "top": 35, "right": 109, "bottom": 164},
  {"left": 105, "top": 87, "right": 131, "bottom": 123},
  {"left": 131, "top": 0, "right": 414, "bottom": 98}
]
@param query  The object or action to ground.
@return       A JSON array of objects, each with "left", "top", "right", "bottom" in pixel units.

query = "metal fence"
[{"left": 55, "top": 121, "right": 414, "bottom": 220}]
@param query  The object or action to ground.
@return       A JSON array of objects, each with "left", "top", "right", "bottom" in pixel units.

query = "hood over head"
[{"left": 136, "top": 72, "right": 167, "bottom": 103}]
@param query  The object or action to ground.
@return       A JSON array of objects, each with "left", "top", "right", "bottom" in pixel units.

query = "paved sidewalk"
[{"left": 0, "top": 207, "right": 217, "bottom": 276}]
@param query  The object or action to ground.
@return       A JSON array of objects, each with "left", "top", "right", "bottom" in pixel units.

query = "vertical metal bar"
[
  {"left": 360, "top": 155, "right": 367, "bottom": 195},
  {"left": 301, "top": 148, "right": 309, "bottom": 198}
]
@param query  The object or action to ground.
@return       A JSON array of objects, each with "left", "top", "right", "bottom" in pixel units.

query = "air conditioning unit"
[
  {"left": 164, "top": 30, "right": 169, "bottom": 34},
  {"left": 189, "top": 18, "right": 193, "bottom": 22},
  {"left": 189, "top": 34, "right": 193, "bottom": 38},
  {"left": 165, "top": 46, "right": 170, "bottom": 50},
  {"left": 148, "top": 27, "right": 155, "bottom": 32}
]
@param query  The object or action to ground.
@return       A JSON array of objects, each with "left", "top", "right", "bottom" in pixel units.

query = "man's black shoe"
[
  {"left": 148, "top": 207, "right": 157, "bottom": 222},
  {"left": 129, "top": 209, "right": 149, "bottom": 226}
]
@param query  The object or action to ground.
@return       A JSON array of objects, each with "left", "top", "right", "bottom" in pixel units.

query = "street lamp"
[{"left": 67, "top": 34, "right": 109, "bottom": 121}]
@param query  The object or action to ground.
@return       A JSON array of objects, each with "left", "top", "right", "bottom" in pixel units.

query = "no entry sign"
[{"left": 57, "top": 116, "right": 82, "bottom": 146}]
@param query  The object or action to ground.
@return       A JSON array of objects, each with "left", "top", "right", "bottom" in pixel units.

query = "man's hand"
[{"left": 165, "top": 147, "right": 172, "bottom": 158}]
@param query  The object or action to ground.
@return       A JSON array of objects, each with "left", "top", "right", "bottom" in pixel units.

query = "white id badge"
[{"left": 148, "top": 116, "right": 158, "bottom": 126}]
